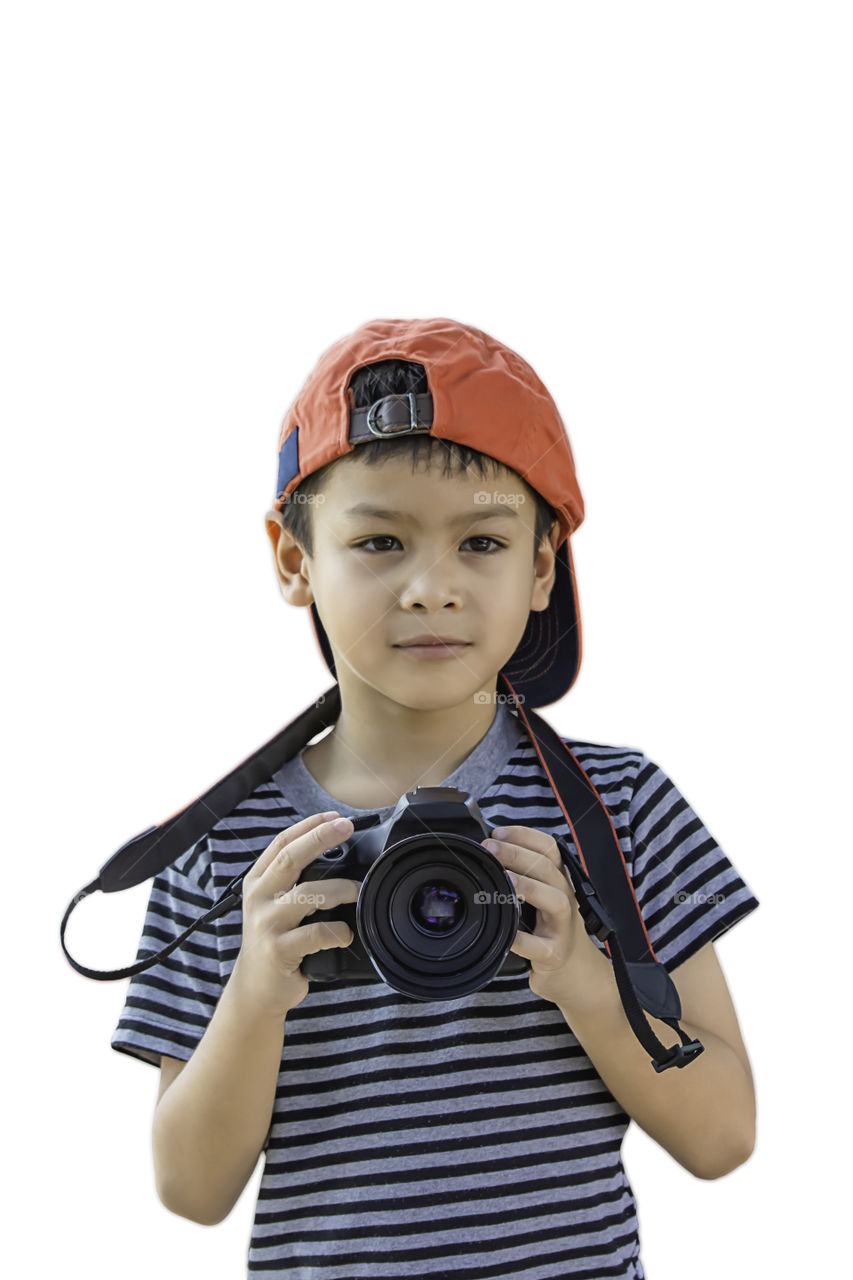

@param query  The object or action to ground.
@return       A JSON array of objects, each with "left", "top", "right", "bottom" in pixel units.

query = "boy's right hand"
[{"left": 231, "top": 810, "right": 359, "bottom": 1019}]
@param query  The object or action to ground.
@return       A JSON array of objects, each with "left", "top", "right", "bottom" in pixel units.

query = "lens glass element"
[{"left": 409, "top": 881, "right": 465, "bottom": 935}]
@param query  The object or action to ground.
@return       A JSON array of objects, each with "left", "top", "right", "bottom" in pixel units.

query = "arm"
[
  {"left": 151, "top": 810, "right": 361, "bottom": 1226},
  {"left": 480, "top": 824, "right": 756, "bottom": 1181},
  {"left": 554, "top": 935, "right": 756, "bottom": 1179},
  {"left": 152, "top": 959, "right": 287, "bottom": 1226}
]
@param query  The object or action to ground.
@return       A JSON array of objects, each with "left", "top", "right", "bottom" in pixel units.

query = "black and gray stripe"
[{"left": 112, "top": 730, "right": 758, "bottom": 1279}]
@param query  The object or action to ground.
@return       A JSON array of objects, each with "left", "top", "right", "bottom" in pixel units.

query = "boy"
[{"left": 111, "top": 316, "right": 759, "bottom": 1279}]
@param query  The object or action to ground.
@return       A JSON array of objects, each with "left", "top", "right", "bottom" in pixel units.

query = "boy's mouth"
[
  {"left": 394, "top": 635, "right": 472, "bottom": 659},
  {"left": 395, "top": 633, "right": 470, "bottom": 647}
]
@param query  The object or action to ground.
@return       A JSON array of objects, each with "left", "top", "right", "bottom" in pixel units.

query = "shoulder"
[
  {"left": 553, "top": 738, "right": 704, "bottom": 838},
  {"left": 509, "top": 724, "right": 648, "bottom": 825},
  {"left": 558, "top": 733, "right": 645, "bottom": 768},
  {"left": 154, "top": 772, "right": 300, "bottom": 905},
  {"left": 555, "top": 733, "right": 647, "bottom": 798},
  {"left": 193, "top": 775, "right": 303, "bottom": 898}
]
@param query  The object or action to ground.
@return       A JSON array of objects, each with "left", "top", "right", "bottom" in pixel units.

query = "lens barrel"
[{"left": 356, "top": 834, "right": 523, "bottom": 999}]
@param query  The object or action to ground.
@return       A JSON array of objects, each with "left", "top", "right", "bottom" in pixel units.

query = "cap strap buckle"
[{"left": 365, "top": 391, "right": 432, "bottom": 437}]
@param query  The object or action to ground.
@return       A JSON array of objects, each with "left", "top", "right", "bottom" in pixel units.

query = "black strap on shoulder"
[
  {"left": 59, "top": 689, "right": 339, "bottom": 981},
  {"left": 60, "top": 678, "right": 703, "bottom": 1070},
  {"left": 501, "top": 672, "right": 703, "bottom": 1071}
]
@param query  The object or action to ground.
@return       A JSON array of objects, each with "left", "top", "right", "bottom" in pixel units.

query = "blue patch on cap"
[{"left": 277, "top": 426, "right": 300, "bottom": 500}]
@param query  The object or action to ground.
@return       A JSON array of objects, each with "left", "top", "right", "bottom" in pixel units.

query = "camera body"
[{"left": 297, "top": 786, "right": 537, "bottom": 1000}]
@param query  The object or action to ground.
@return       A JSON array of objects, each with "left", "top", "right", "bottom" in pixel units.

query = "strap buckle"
[
  {"left": 576, "top": 883, "right": 615, "bottom": 943},
  {"left": 554, "top": 838, "right": 614, "bottom": 943},
  {"left": 651, "top": 1039, "right": 705, "bottom": 1073},
  {"left": 366, "top": 392, "right": 423, "bottom": 436}
]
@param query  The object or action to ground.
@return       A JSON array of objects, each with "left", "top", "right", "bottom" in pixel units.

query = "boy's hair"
[{"left": 280, "top": 358, "right": 558, "bottom": 564}]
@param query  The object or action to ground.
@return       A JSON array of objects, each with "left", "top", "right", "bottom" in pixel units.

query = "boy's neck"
[{"left": 302, "top": 696, "right": 500, "bottom": 810}]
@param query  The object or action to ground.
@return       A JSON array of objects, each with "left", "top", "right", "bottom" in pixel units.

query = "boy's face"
[{"left": 266, "top": 451, "right": 560, "bottom": 714}]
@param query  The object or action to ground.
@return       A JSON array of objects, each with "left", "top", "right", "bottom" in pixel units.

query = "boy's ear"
[
  {"left": 529, "top": 519, "right": 562, "bottom": 614},
  {"left": 264, "top": 510, "right": 314, "bottom": 607}
]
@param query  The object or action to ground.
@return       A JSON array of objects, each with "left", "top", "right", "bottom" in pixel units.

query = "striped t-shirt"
[{"left": 111, "top": 701, "right": 759, "bottom": 1279}]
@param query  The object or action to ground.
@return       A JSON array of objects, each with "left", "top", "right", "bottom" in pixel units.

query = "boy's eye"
[{"left": 353, "top": 535, "right": 506, "bottom": 554}]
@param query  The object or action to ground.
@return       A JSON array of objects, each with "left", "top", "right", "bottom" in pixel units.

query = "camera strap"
[
  {"left": 60, "top": 676, "right": 703, "bottom": 1071},
  {"left": 504, "top": 676, "right": 704, "bottom": 1072}
]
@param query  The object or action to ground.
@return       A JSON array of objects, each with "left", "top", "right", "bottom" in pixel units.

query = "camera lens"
[
  {"left": 409, "top": 881, "right": 465, "bottom": 935},
  {"left": 356, "top": 834, "right": 522, "bottom": 1000}
]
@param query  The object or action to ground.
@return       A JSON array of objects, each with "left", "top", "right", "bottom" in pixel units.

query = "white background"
[{"left": 3, "top": 2, "right": 850, "bottom": 1276}]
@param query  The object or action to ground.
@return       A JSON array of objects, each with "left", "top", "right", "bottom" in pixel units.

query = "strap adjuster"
[
  {"left": 366, "top": 392, "right": 424, "bottom": 436},
  {"left": 577, "top": 888, "right": 613, "bottom": 942},
  {"left": 553, "top": 835, "right": 615, "bottom": 943},
  {"left": 651, "top": 1039, "right": 705, "bottom": 1073}
]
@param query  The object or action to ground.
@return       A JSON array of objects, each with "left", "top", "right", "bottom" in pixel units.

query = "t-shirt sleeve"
[
  {"left": 628, "top": 753, "right": 759, "bottom": 973},
  {"left": 110, "top": 836, "right": 224, "bottom": 1068}
]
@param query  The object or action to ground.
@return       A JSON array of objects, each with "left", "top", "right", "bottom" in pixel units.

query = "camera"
[{"left": 297, "top": 786, "right": 537, "bottom": 1000}]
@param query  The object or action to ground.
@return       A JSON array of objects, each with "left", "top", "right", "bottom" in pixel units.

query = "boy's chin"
[{"left": 382, "top": 674, "right": 508, "bottom": 713}]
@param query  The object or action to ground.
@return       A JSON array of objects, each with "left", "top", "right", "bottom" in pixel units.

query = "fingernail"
[
  {"left": 333, "top": 817, "right": 353, "bottom": 832},
  {"left": 491, "top": 827, "right": 508, "bottom": 839},
  {"left": 321, "top": 810, "right": 340, "bottom": 820}
]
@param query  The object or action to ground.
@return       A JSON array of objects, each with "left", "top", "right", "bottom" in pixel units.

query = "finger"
[
  {"left": 274, "top": 877, "right": 361, "bottom": 917},
  {"left": 254, "top": 881, "right": 360, "bottom": 963},
  {"left": 245, "top": 810, "right": 342, "bottom": 885},
  {"left": 286, "top": 918, "right": 356, "bottom": 960},
  {"left": 488, "top": 825, "right": 566, "bottom": 869},
  {"left": 506, "top": 925, "right": 566, "bottom": 971},
  {"left": 482, "top": 838, "right": 567, "bottom": 893},
  {"left": 503, "top": 868, "right": 574, "bottom": 926},
  {"left": 256, "top": 815, "right": 354, "bottom": 894}
]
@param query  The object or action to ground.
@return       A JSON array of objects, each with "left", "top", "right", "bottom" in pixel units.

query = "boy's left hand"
[{"left": 481, "top": 824, "right": 592, "bottom": 1005}]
